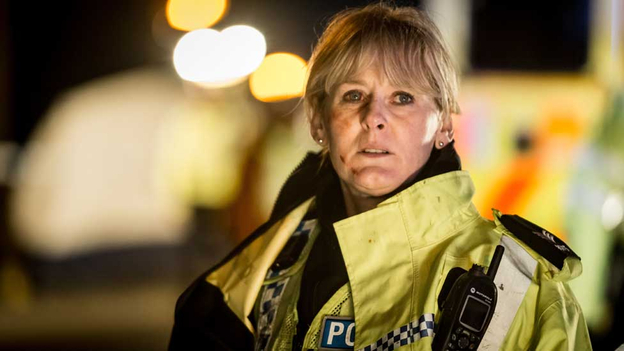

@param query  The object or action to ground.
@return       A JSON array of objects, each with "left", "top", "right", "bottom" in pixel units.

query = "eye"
[
  {"left": 393, "top": 92, "right": 414, "bottom": 105},
  {"left": 343, "top": 90, "right": 363, "bottom": 102}
]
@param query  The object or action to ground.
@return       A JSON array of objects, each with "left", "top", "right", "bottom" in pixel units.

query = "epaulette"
[{"left": 498, "top": 214, "right": 580, "bottom": 270}]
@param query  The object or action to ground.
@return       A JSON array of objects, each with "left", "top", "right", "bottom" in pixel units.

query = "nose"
[{"left": 361, "top": 97, "right": 387, "bottom": 131}]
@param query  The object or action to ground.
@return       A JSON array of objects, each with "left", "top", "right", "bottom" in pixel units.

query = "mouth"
[{"left": 360, "top": 148, "right": 390, "bottom": 155}]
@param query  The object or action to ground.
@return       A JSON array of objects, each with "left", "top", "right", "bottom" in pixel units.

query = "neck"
[{"left": 340, "top": 181, "right": 388, "bottom": 217}]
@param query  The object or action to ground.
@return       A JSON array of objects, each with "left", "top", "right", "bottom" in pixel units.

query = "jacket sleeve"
[
  {"left": 168, "top": 274, "right": 255, "bottom": 351},
  {"left": 532, "top": 300, "right": 592, "bottom": 351}
]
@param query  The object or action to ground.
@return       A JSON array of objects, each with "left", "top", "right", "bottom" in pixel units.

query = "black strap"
[{"left": 498, "top": 214, "right": 580, "bottom": 270}]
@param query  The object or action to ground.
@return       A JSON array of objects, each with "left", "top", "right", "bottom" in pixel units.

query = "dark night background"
[{"left": 4, "top": 0, "right": 589, "bottom": 145}]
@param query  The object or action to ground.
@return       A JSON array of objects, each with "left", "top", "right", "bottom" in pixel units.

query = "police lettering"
[{"left": 320, "top": 317, "right": 356, "bottom": 349}]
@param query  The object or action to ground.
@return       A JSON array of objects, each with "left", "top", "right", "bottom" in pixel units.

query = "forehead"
[
  {"left": 342, "top": 58, "right": 387, "bottom": 81},
  {"left": 330, "top": 48, "right": 431, "bottom": 94}
]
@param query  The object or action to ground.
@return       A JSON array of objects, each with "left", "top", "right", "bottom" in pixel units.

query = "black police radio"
[{"left": 432, "top": 245, "right": 505, "bottom": 351}]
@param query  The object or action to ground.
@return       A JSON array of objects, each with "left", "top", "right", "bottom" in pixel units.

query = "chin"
[
  {"left": 352, "top": 174, "right": 402, "bottom": 198},
  {"left": 359, "top": 186, "right": 396, "bottom": 198}
]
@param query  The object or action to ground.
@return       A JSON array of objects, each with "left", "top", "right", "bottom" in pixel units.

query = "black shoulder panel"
[
  {"left": 169, "top": 277, "right": 254, "bottom": 350},
  {"left": 499, "top": 214, "right": 580, "bottom": 270}
]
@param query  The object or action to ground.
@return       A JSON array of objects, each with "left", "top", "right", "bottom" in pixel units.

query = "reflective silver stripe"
[{"left": 479, "top": 235, "right": 537, "bottom": 350}]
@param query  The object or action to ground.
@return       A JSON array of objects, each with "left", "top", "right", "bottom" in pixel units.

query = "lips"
[
  {"left": 358, "top": 145, "right": 392, "bottom": 156},
  {"left": 361, "top": 148, "right": 390, "bottom": 154}
]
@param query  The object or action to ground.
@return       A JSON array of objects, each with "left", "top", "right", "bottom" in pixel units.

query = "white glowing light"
[
  {"left": 173, "top": 25, "right": 266, "bottom": 85},
  {"left": 173, "top": 29, "right": 220, "bottom": 81},
  {"left": 602, "top": 192, "right": 624, "bottom": 231}
]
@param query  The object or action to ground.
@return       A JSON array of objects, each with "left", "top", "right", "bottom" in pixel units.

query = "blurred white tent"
[{"left": 10, "top": 67, "right": 263, "bottom": 258}]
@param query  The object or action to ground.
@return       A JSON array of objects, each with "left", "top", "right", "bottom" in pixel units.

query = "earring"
[
  {"left": 438, "top": 141, "right": 444, "bottom": 147},
  {"left": 318, "top": 139, "right": 323, "bottom": 144}
]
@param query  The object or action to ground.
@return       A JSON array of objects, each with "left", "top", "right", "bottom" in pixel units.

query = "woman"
[{"left": 169, "top": 4, "right": 591, "bottom": 350}]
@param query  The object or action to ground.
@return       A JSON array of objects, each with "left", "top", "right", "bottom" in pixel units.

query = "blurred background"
[{"left": 0, "top": 0, "right": 622, "bottom": 349}]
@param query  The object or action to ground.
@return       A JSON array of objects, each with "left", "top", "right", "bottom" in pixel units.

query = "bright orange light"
[
  {"left": 166, "top": 0, "right": 228, "bottom": 31},
  {"left": 249, "top": 53, "right": 308, "bottom": 102}
]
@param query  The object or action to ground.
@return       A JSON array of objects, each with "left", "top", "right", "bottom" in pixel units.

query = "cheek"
[
  {"left": 327, "top": 112, "right": 358, "bottom": 178},
  {"left": 328, "top": 111, "right": 357, "bottom": 149},
  {"left": 330, "top": 111, "right": 354, "bottom": 133}
]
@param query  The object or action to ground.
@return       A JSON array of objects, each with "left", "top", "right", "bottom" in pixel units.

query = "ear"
[
  {"left": 309, "top": 112, "right": 327, "bottom": 147},
  {"left": 435, "top": 114, "right": 454, "bottom": 149}
]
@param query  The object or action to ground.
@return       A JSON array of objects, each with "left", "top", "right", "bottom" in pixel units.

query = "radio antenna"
[{"left": 487, "top": 245, "right": 505, "bottom": 279}]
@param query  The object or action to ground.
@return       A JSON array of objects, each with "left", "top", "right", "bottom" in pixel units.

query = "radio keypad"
[{"left": 445, "top": 328, "right": 481, "bottom": 351}]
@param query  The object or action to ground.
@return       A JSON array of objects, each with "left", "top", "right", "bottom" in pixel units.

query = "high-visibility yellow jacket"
[{"left": 169, "top": 154, "right": 591, "bottom": 351}]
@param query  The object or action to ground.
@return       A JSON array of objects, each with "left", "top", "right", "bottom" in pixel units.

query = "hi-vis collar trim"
[{"left": 319, "top": 314, "right": 435, "bottom": 350}]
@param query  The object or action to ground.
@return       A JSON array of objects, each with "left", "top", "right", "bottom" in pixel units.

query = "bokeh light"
[
  {"left": 249, "top": 53, "right": 308, "bottom": 102},
  {"left": 166, "top": 0, "right": 228, "bottom": 31},
  {"left": 602, "top": 192, "right": 624, "bottom": 231},
  {"left": 223, "top": 25, "right": 267, "bottom": 79},
  {"left": 173, "top": 25, "right": 266, "bottom": 86}
]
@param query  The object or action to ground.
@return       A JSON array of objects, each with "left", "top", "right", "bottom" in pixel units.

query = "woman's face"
[{"left": 314, "top": 65, "right": 451, "bottom": 198}]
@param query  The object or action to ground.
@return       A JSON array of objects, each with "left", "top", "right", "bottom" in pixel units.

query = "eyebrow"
[{"left": 338, "top": 79, "right": 415, "bottom": 90}]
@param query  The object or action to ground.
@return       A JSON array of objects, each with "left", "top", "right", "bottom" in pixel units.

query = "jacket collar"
[
  {"left": 334, "top": 170, "right": 479, "bottom": 248},
  {"left": 211, "top": 143, "right": 464, "bottom": 278}
]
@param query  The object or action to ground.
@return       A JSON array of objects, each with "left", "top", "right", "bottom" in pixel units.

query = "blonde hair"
[{"left": 304, "top": 3, "right": 460, "bottom": 123}]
